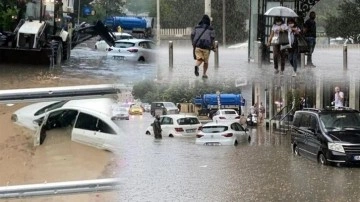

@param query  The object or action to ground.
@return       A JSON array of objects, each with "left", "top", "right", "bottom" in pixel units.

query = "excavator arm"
[{"left": 71, "top": 20, "right": 115, "bottom": 49}]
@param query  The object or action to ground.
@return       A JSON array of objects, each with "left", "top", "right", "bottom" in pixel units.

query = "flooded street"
[{"left": 115, "top": 114, "right": 360, "bottom": 201}]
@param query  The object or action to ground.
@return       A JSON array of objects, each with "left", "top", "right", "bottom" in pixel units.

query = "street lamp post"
[
  {"left": 156, "top": 0, "right": 160, "bottom": 46},
  {"left": 77, "top": 0, "right": 80, "bottom": 25}
]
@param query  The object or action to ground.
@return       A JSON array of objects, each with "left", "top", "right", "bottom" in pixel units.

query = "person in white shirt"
[{"left": 332, "top": 86, "right": 344, "bottom": 108}]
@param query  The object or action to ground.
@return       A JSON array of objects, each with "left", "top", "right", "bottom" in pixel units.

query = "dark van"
[
  {"left": 151, "top": 102, "right": 179, "bottom": 117},
  {"left": 291, "top": 107, "right": 360, "bottom": 166}
]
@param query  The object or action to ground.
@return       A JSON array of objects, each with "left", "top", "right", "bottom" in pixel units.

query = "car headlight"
[{"left": 328, "top": 142, "right": 345, "bottom": 153}]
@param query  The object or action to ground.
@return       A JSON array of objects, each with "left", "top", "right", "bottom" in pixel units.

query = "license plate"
[
  {"left": 113, "top": 56, "right": 124, "bottom": 60},
  {"left": 354, "top": 156, "right": 360, "bottom": 160},
  {"left": 205, "top": 142, "right": 220, "bottom": 146},
  {"left": 186, "top": 129, "right": 195, "bottom": 133}
]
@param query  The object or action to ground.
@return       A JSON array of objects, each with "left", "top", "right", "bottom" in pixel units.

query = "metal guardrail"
[
  {"left": 0, "top": 84, "right": 121, "bottom": 103},
  {"left": 0, "top": 178, "right": 121, "bottom": 199}
]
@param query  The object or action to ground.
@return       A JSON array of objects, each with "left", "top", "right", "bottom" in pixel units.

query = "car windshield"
[
  {"left": 34, "top": 100, "right": 69, "bottom": 116},
  {"left": 164, "top": 103, "right": 175, "bottom": 107},
  {"left": 114, "top": 42, "right": 135, "bottom": 48},
  {"left": 319, "top": 112, "right": 360, "bottom": 131},
  {"left": 202, "top": 126, "right": 228, "bottom": 133},
  {"left": 177, "top": 117, "right": 200, "bottom": 125}
]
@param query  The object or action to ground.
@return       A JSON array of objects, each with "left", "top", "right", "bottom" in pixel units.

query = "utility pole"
[
  {"left": 222, "top": 0, "right": 226, "bottom": 47},
  {"left": 156, "top": 0, "right": 160, "bottom": 46},
  {"left": 77, "top": 0, "right": 80, "bottom": 25},
  {"left": 205, "top": 0, "right": 211, "bottom": 17}
]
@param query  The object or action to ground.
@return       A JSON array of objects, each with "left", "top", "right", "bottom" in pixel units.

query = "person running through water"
[{"left": 191, "top": 14, "right": 216, "bottom": 79}]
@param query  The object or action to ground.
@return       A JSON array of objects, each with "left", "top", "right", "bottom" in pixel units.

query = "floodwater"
[{"left": 114, "top": 114, "right": 360, "bottom": 201}]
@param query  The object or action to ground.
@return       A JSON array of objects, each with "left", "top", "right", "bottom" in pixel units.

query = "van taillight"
[
  {"left": 175, "top": 128, "right": 184, "bottom": 132},
  {"left": 222, "top": 133, "right": 233, "bottom": 137},
  {"left": 196, "top": 134, "right": 203, "bottom": 138}
]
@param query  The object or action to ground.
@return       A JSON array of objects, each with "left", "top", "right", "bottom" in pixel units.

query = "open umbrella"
[{"left": 264, "top": 6, "right": 298, "bottom": 17}]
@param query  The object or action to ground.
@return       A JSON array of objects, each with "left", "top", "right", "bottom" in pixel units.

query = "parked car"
[
  {"left": 196, "top": 121, "right": 250, "bottom": 146},
  {"left": 145, "top": 114, "right": 202, "bottom": 137},
  {"left": 12, "top": 98, "right": 123, "bottom": 152},
  {"left": 291, "top": 107, "right": 360, "bottom": 166},
  {"left": 112, "top": 106, "right": 130, "bottom": 120},
  {"left": 150, "top": 102, "right": 179, "bottom": 116},
  {"left": 95, "top": 32, "right": 134, "bottom": 51},
  {"left": 129, "top": 105, "right": 143, "bottom": 115},
  {"left": 212, "top": 109, "right": 240, "bottom": 122},
  {"left": 106, "top": 39, "right": 157, "bottom": 63},
  {"left": 142, "top": 103, "right": 151, "bottom": 112}
]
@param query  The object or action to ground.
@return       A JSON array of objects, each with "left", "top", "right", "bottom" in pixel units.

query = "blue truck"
[
  {"left": 193, "top": 94, "right": 243, "bottom": 116},
  {"left": 104, "top": 16, "right": 154, "bottom": 38}
]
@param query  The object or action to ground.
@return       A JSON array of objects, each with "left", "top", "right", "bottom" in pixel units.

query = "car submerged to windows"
[
  {"left": 95, "top": 32, "right": 134, "bottom": 51},
  {"left": 196, "top": 121, "right": 250, "bottom": 146},
  {"left": 106, "top": 39, "right": 157, "bottom": 63},
  {"left": 12, "top": 98, "right": 124, "bottom": 153},
  {"left": 291, "top": 107, "right": 360, "bottom": 166},
  {"left": 145, "top": 114, "right": 202, "bottom": 137}
]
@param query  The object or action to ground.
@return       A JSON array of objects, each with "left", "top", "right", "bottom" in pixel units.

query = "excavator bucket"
[
  {"left": 0, "top": 47, "right": 53, "bottom": 66},
  {"left": 94, "top": 21, "right": 116, "bottom": 48}
]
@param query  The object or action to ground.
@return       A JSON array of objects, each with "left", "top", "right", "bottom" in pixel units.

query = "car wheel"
[
  {"left": 318, "top": 153, "right": 328, "bottom": 165},
  {"left": 146, "top": 131, "right": 151, "bottom": 135},
  {"left": 248, "top": 136, "right": 251, "bottom": 142},
  {"left": 293, "top": 145, "right": 300, "bottom": 156},
  {"left": 234, "top": 140, "right": 238, "bottom": 146},
  {"left": 169, "top": 134, "right": 174, "bottom": 138}
]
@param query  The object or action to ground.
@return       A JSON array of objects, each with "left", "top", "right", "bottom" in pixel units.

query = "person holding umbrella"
[{"left": 267, "top": 16, "right": 288, "bottom": 75}]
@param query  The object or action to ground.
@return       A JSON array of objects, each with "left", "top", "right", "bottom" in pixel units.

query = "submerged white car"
[
  {"left": 12, "top": 98, "right": 123, "bottom": 152},
  {"left": 95, "top": 32, "right": 134, "bottom": 51},
  {"left": 212, "top": 109, "right": 240, "bottom": 122},
  {"left": 145, "top": 114, "right": 202, "bottom": 137},
  {"left": 107, "top": 39, "right": 157, "bottom": 63},
  {"left": 196, "top": 121, "right": 250, "bottom": 146}
]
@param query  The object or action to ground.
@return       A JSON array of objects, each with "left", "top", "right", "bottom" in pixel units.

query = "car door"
[
  {"left": 160, "top": 116, "right": 173, "bottom": 136},
  {"left": 230, "top": 123, "right": 241, "bottom": 142},
  {"left": 298, "top": 113, "right": 315, "bottom": 158},
  {"left": 72, "top": 112, "right": 103, "bottom": 148},
  {"left": 95, "top": 118, "right": 119, "bottom": 151},
  {"left": 234, "top": 122, "right": 247, "bottom": 140},
  {"left": 306, "top": 115, "right": 322, "bottom": 160}
]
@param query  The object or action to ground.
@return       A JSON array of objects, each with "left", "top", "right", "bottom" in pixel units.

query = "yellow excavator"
[{"left": 0, "top": 0, "right": 115, "bottom": 67}]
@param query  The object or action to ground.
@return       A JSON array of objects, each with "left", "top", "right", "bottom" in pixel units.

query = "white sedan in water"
[
  {"left": 107, "top": 39, "right": 157, "bottom": 63},
  {"left": 212, "top": 109, "right": 240, "bottom": 122},
  {"left": 11, "top": 98, "right": 124, "bottom": 152},
  {"left": 145, "top": 114, "right": 202, "bottom": 137},
  {"left": 196, "top": 121, "right": 250, "bottom": 146}
]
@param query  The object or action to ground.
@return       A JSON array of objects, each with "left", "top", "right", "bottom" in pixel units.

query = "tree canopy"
[{"left": 324, "top": 0, "right": 360, "bottom": 43}]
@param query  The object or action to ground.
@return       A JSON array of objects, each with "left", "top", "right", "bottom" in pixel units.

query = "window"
[
  {"left": 230, "top": 123, "right": 239, "bottom": 131},
  {"left": 114, "top": 42, "right": 135, "bottom": 48},
  {"left": 34, "top": 100, "right": 69, "bottom": 116},
  {"left": 224, "top": 110, "right": 237, "bottom": 115},
  {"left": 97, "top": 120, "right": 116, "bottom": 134},
  {"left": 75, "top": 112, "right": 98, "bottom": 131},
  {"left": 299, "top": 113, "right": 311, "bottom": 128},
  {"left": 177, "top": 117, "right": 200, "bottom": 125},
  {"left": 161, "top": 117, "right": 173, "bottom": 125},
  {"left": 202, "top": 126, "right": 228, "bottom": 133}
]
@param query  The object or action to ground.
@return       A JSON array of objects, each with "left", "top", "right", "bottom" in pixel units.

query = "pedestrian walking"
[
  {"left": 152, "top": 115, "right": 162, "bottom": 139},
  {"left": 303, "top": 11, "right": 317, "bottom": 67},
  {"left": 191, "top": 14, "right": 216, "bottom": 79},
  {"left": 287, "top": 18, "right": 301, "bottom": 77},
  {"left": 299, "top": 96, "right": 306, "bottom": 109},
  {"left": 177, "top": 103, "right": 181, "bottom": 112},
  {"left": 259, "top": 102, "right": 265, "bottom": 123},
  {"left": 267, "top": 16, "right": 288, "bottom": 75},
  {"left": 332, "top": 86, "right": 344, "bottom": 108}
]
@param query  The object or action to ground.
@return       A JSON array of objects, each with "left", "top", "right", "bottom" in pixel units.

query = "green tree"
[
  {"left": 324, "top": 0, "right": 360, "bottom": 43},
  {"left": 126, "top": 0, "right": 155, "bottom": 15},
  {"left": 0, "top": 1, "right": 18, "bottom": 31}
]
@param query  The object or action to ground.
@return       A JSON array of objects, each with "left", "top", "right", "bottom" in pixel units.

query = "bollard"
[
  {"left": 169, "top": 41, "right": 173, "bottom": 68},
  {"left": 343, "top": 44, "right": 347, "bottom": 70},
  {"left": 214, "top": 41, "right": 219, "bottom": 68}
]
